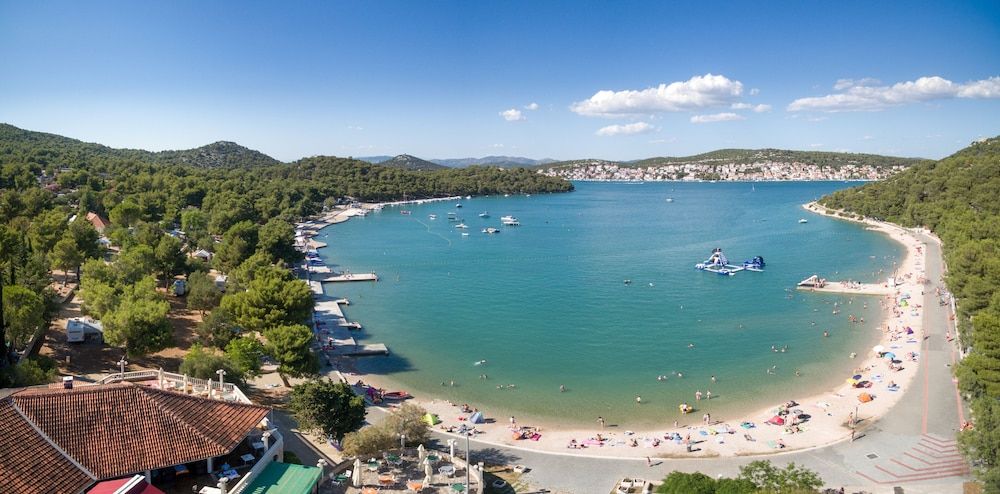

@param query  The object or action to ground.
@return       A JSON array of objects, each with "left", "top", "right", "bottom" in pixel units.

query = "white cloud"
[
  {"left": 347, "top": 125, "right": 364, "bottom": 130},
  {"left": 491, "top": 143, "right": 505, "bottom": 148},
  {"left": 595, "top": 122, "right": 655, "bottom": 136},
  {"left": 809, "top": 143, "right": 824, "bottom": 148},
  {"left": 524, "top": 102, "right": 539, "bottom": 111},
  {"left": 690, "top": 112, "right": 745, "bottom": 124},
  {"left": 788, "top": 76, "right": 1000, "bottom": 112},
  {"left": 750, "top": 88, "right": 760, "bottom": 96},
  {"left": 571, "top": 73, "right": 744, "bottom": 117},
  {"left": 500, "top": 108, "right": 525, "bottom": 121},
  {"left": 648, "top": 137, "right": 677, "bottom": 144},
  {"left": 731, "top": 103, "right": 771, "bottom": 113},
  {"left": 862, "top": 135, "right": 874, "bottom": 140}
]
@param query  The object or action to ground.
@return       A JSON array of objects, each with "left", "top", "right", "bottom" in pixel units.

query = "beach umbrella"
[
  {"left": 852, "top": 374, "right": 863, "bottom": 380},
  {"left": 883, "top": 352, "right": 896, "bottom": 360},
  {"left": 418, "top": 444, "right": 426, "bottom": 462},
  {"left": 846, "top": 378, "right": 858, "bottom": 385},
  {"left": 352, "top": 458, "right": 362, "bottom": 487},
  {"left": 872, "top": 345, "right": 885, "bottom": 354}
]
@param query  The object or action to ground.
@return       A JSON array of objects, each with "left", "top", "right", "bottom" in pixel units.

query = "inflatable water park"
[{"left": 695, "top": 248, "right": 765, "bottom": 276}]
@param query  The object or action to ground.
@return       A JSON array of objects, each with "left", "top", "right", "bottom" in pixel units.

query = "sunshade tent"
[
  {"left": 423, "top": 413, "right": 441, "bottom": 425},
  {"left": 469, "top": 411, "right": 484, "bottom": 424}
]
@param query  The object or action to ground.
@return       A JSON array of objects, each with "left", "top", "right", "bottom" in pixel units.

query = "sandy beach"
[{"left": 320, "top": 200, "right": 935, "bottom": 459}]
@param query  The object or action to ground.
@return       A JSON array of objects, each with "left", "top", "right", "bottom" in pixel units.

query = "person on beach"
[
  {"left": 510, "top": 416, "right": 516, "bottom": 428},
  {"left": 711, "top": 375, "right": 717, "bottom": 383},
  {"left": 598, "top": 416, "right": 606, "bottom": 429},
  {"left": 635, "top": 395, "right": 642, "bottom": 404},
  {"left": 695, "top": 390, "right": 702, "bottom": 401},
  {"left": 706, "top": 390, "right": 712, "bottom": 400}
]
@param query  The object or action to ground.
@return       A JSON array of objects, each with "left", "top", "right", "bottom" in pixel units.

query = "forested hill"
[
  {"left": 376, "top": 154, "right": 447, "bottom": 171},
  {"left": 0, "top": 123, "right": 572, "bottom": 225},
  {"left": 0, "top": 123, "right": 279, "bottom": 168},
  {"left": 819, "top": 136, "right": 1000, "bottom": 489}
]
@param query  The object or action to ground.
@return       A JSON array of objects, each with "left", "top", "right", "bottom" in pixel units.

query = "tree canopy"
[
  {"left": 289, "top": 379, "right": 366, "bottom": 440},
  {"left": 819, "top": 136, "right": 1000, "bottom": 490}
]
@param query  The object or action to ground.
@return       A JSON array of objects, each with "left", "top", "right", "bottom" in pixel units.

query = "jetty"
[
  {"left": 310, "top": 281, "right": 389, "bottom": 357},
  {"left": 314, "top": 272, "right": 379, "bottom": 283},
  {"left": 795, "top": 275, "right": 896, "bottom": 296}
]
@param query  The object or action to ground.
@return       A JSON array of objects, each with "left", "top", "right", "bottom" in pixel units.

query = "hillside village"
[{"left": 540, "top": 160, "right": 909, "bottom": 182}]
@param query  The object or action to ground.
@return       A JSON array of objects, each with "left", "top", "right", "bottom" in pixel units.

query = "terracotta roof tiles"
[{"left": 1, "top": 382, "right": 270, "bottom": 493}]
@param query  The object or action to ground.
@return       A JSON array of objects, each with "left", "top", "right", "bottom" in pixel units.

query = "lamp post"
[
  {"left": 447, "top": 439, "right": 456, "bottom": 461},
  {"left": 117, "top": 357, "right": 128, "bottom": 378},
  {"left": 400, "top": 433, "right": 406, "bottom": 451},
  {"left": 465, "top": 432, "right": 471, "bottom": 491},
  {"left": 216, "top": 369, "right": 227, "bottom": 399}
]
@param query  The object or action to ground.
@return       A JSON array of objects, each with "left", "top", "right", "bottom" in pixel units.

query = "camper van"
[{"left": 66, "top": 317, "right": 103, "bottom": 343}]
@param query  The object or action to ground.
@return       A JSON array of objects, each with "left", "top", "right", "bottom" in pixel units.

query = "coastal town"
[{"left": 540, "top": 160, "right": 909, "bottom": 182}]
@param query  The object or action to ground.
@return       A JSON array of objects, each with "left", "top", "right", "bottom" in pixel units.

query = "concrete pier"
[{"left": 310, "top": 281, "right": 388, "bottom": 357}]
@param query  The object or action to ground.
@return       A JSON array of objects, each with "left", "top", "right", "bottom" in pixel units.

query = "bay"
[{"left": 319, "top": 181, "right": 901, "bottom": 428}]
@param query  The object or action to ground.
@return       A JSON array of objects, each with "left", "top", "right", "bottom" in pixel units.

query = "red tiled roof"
[
  {"left": 5, "top": 382, "right": 270, "bottom": 489},
  {"left": 85, "top": 211, "right": 110, "bottom": 231},
  {"left": 0, "top": 399, "right": 94, "bottom": 494}
]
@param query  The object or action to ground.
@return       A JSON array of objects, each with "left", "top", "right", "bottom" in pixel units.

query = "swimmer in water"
[
  {"left": 823, "top": 330, "right": 829, "bottom": 337},
  {"left": 560, "top": 384, "right": 566, "bottom": 392}
]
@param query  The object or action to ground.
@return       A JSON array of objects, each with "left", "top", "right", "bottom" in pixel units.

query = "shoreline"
[{"left": 318, "top": 199, "right": 932, "bottom": 459}]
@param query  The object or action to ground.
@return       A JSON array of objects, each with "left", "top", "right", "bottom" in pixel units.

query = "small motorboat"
[
  {"left": 455, "top": 223, "right": 468, "bottom": 229},
  {"left": 400, "top": 210, "right": 411, "bottom": 215},
  {"left": 382, "top": 391, "right": 412, "bottom": 400},
  {"left": 465, "top": 195, "right": 472, "bottom": 200},
  {"left": 456, "top": 203, "right": 463, "bottom": 208},
  {"left": 482, "top": 227, "right": 500, "bottom": 234},
  {"left": 429, "top": 214, "right": 437, "bottom": 220},
  {"left": 798, "top": 218, "right": 808, "bottom": 224},
  {"left": 478, "top": 211, "right": 489, "bottom": 218},
  {"left": 666, "top": 198, "right": 674, "bottom": 203}
]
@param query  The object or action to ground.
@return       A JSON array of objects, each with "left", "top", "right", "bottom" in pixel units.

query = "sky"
[{"left": 1, "top": 1, "right": 998, "bottom": 162}]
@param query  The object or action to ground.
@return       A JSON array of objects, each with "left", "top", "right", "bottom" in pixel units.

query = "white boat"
[
  {"left": 465, "top": 195, "right": 472, "bottom": 200},
  {"left": 429, "top": 214, "right": 437, "bottom": 220},
  {"left": 478, "top": 212, "right": 489, "bottom": 218},
  {"left": 666, "top": 198, "right": 674, "bottom": 203},
  {"left": 461, "top": 232, "right": 470, "bottom": 236},
  {"left": 798, "top": 218, "right": 808, "bottom": 224},
  {"left": 504, "top": 193, "right": 510, "bottom": 197},
  {"left": 482, "top": 227, "right": 500, "bottom": 234},
  {"left": 455, "top": 223, "right": 468, "bottom": 229},
  {"left": 455, "top": 203, "right": 463, "bottom": 208},
  {"left": 500, "top": 215, "right": 519, "bottom": 226}
]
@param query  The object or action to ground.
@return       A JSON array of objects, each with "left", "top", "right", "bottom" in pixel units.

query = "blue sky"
[{"left": 1, "top": 1, "right": 998, "bottom": 161}]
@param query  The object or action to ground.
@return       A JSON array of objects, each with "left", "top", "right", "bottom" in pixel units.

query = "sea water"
[{"left": 319, "top": 181, "right": 902, "bottom": 428}]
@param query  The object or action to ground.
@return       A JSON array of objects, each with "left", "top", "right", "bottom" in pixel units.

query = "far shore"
[{"left": 312, "top": 198, "right": 937, "bottom": 459}]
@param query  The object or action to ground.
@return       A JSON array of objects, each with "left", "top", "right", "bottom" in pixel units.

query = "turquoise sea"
[{"left": 319, "top": 182, "right": 902, "bottom": 428}]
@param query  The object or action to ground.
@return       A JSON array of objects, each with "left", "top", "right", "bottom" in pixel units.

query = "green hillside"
[
  {"left": 376, "top": 154, "right": 447, "bottom": 171},
  {"left": 819, "top": 136, "right": 1000, "bottom": 489}
]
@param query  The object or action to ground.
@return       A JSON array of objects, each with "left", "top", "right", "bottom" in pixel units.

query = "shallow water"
[{"left": 319, "top": 181, "right": 901, "bottom": 428}]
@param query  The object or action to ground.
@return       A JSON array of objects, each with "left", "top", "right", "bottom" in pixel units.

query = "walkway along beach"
[{"left": 312, "top": 197, "right": 957, "bottom": 464}]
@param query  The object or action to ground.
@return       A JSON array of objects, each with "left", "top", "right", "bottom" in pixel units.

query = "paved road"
[{"left": 412, "top": 232, "right": 971, "bottom": 494}]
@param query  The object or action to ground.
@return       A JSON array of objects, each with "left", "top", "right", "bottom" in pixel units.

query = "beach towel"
[
  {"left": 698, "top": 430, "right": 709, "bottom": 436},
  {"left": 531, "top": 433, "right": 542, "bottom": 441}
]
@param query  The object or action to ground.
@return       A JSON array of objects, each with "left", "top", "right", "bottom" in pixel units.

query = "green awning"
[{"left": 241, "top": 462, "right": 321, "bottom": 494}]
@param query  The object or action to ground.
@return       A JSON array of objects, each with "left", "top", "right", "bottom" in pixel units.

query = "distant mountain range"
[{"left": 358, "top": 155, "right": 557, "bottom": 168}]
